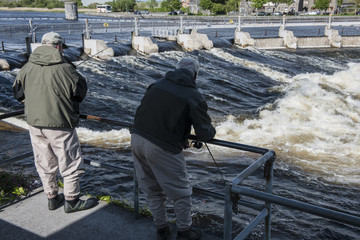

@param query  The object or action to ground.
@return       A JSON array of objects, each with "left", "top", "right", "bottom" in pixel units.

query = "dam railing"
[
  {"left": 1, "top": 16, "right": 360, "bottom": 38},
  {"left": 1, "top": 110, "right": 359, "bottom": 240}
]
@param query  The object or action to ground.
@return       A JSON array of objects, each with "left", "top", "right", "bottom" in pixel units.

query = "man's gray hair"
[{"left": 176, "top": 58, "right": 199, "bottom": 76}]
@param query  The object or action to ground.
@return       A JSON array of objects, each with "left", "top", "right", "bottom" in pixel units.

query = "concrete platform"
[{"left": 0, "top": 188, "right": 220, "bottom": 240}]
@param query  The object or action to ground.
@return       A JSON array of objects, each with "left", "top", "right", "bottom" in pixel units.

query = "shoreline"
[{"left": 0, "top": 7, "right": 96, "bottom": 13}]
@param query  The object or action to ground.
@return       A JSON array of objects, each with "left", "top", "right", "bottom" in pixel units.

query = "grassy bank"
[{"left": 0, "top": 171, "right": 35, "bottom": 206}]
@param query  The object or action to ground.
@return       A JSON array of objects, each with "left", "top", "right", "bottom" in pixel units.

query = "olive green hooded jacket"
[{"left": 13, "top": 45, "right": 87, "bottom": 129}]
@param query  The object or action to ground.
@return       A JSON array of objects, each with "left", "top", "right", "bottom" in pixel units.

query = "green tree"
[
  {"left": 111, "top": 0, "right": 136, "bottom": 12},
  {"left": 160, "top": 0, "right": 181, "bottom": 11},
  {"left": 336, "top": 0, "right": 343, "bottom": 13},
  {"left": 251, "top": 0, "right": 267, "bottom": 14},
  {"left": 35, "top": 0, "right": 47, "bottom": 8},
  {"left": 314, "top": 0, "right": 330, "bottom": 12},
  {"left": 225, "top": 0, "right": 239, "bottom": 13},
  {"left": 169, "top": 0, "right": 181, "bottom": 11},
  {"left": 199, "top": 0, "right": 213, "bottom": 11},
  {"left": 74, "top": 0, "right": 83, "bottom": 7},
  {"left": 137, "top": 1, "right": 147, "bottom": 10},
  {"left": 147, "top": 0, "right": 157, "bottom": 11},
  {"left": 212, "top": 3, "right": 226, "bottom": 14},
  {"left": 352, "top": 0, "right": 360, "bottom": 14}
]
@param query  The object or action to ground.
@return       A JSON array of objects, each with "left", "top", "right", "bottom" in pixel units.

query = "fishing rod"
[
  {"left": 1, "top": 110, "right": 268, "bottom": 153},
  {"left": 79, "top": 114, "right": 132, "bottom": 129},
  {"left": 74, "top": 47, "right": 111, "bottom": 67}
]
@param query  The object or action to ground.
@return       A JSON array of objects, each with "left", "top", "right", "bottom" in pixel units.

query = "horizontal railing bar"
[
  {"left": 193, "top": 186, "right": 265, "bottom": 210},
  {"left": 0, "top": 110, "right": 24, "bottom": 120},
  {"left": 232, "top": 186, "right": 360, "bottom": 228},
  {"left": 234, "top": 208, "right": 268, "bottom": 240},
  {"left": 193, "top": 186, "right": 224, "bottom": 200},
  {"left": 190, "top": 136, "right": 269, "bottom": 155},
  {"left": 79, "top": 114, "right": 270, "bottom": 154},
  {"left": 0, "top": 152, "right": 32, "bottom": 165},
  {"left": 80, "top": 114, "right": 132, "bottom": 128},
  {"left": 232, "top": 151, "right": 275, "bottom": 185},
  {"left": 0, "top": 111, "right": 271, "bottom": 155}
]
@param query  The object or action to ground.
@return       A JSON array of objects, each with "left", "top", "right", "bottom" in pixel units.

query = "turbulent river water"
[{"left": 0, "top": 11, "right": 359, "bottom": 239}]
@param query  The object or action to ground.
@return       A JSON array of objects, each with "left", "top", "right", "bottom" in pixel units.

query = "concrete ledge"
[
  {"left": 325, "top": 26, "right": 341, "bottom": 48},
  {"left": 279, "top": 26, "right": 297, "bottom": 49},
  {"left": 341, "top": 36, "right": 360, "bottom": 47},
  {"left": 30, "top": 43, "right": 42, "bottom": 52},
  {"left": 254, "top": 38, "right": 285, "bottom": 49},
  {"left": 297, "top": 37, "right": 330, "bottom": 48},
  {"left": 84, "top": 39, "right": 114, "bottom": 60},
  {"left": 234, "top": 30, "right": 255, "bottom": 47},
  {"left": 177, "top": 29, "right": 213, "bottom": 51},
  {"left": 132, "top": 35, "right": 158, "bottom": 55},
  {"left": 0, "top": 59, "right": 10, "bottom": 70}
]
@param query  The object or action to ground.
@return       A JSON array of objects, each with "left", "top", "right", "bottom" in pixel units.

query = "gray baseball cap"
[
  {"left": 176, "top": 58, "right": 199, "bottom": 77},
  {"left": 41, "top": 32, "right": 68, "bottom": 48}
]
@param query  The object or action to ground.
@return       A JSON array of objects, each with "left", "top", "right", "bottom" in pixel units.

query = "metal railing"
[
  {"left": 1, "top": 16, "right": 360, "bottom": 37},
  {"left": 1, "top": 110, "right": 359, "bottom": 239}
]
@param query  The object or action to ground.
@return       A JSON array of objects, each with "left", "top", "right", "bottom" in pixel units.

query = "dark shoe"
[
  {"left": 176, "top": 227, "right": 202, "bottom": 240},
  {"left": 64, "top": 197, "right": 98, "bottom": 213},
  {"left": 157, "top": 225, "right": 170, "bottom": 240},
  {"left": 48, "top": 194, "right": 64, "bottom": 210}
]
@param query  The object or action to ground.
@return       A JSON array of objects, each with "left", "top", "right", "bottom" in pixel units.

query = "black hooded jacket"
[{"left": 131, "top": 68, "right": 216, "bottom": 154}]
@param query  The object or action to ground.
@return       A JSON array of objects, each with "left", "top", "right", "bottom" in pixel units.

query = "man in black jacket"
[{"left": 131, "top": 58, "right": 216, "bottom": 240}]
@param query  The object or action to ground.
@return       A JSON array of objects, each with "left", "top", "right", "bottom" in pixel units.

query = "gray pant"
[
  {"left": 29, "top": 125, "right": 85, "bottom": 200},
  {"left": 131, "top": 133, "right": 192, "bottom": 231}
]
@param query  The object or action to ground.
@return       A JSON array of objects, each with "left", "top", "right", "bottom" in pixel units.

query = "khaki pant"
[
  {"left": 29, "top": 126, "right": 85, "bottom": 200},
  {"left": 131, "top": 133, "right": 192, "bottom": 231}
]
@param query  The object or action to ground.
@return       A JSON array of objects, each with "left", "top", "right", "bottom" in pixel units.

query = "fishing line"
[{"left": 204, "top": 142, "right": 225, "bottom": 182}]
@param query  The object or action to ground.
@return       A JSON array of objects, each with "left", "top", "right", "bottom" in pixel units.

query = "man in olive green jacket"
[{"left": 13, "top": 32, "right": 97, "bottom": 213}]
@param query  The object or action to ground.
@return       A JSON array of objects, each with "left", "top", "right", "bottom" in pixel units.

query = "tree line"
[
  {"left": 1, "top": 0, "right": 359, "bottom": 15},
  {"left": 0, "top": 0, "right": 83, "bottom": 8}
]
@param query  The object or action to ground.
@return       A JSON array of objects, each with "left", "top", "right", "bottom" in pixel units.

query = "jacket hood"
[
  {"left": 165, "top": 68, "right": 197, "bottom": 88},
  {"left": 29, "top": 45, "right": 64, "bottom": 66}
]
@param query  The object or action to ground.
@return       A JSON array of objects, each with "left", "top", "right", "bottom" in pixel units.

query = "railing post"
[
  {"left": 224, "top": 183, "right": 233, "bottom": 240},
  {"left": 85, "top": 19, "right": 90, "bottom": 39},
  {"left": 134, "top": 168, "right": 140, "bottom": 219},
  {"left": 282, "top": 14, "right": 286, "bottom": 29},
  {"left": 134, "top": 17, "right": 139, "bottom": 36},
  {"left": 264, "top": 154, "right": 275, "bottom": 240},
  {"left": 328, "top": 13, "right": 332, "bottom": 29},
  {"left": 180, "top": 16, "right": 184, "bottom": 34},
  {"left": 238, "top": 16, "right": 241, "bottom": 31}
]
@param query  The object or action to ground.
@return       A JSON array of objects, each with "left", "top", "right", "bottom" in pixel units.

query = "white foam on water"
[
  {"left": 111, "top": 55, "right": 157, "bottom": 70},
  {"left": 214, "top": 63, "right": 360, "bottom": 185},
  {"left": 1, "top": 117, "right": 29, "bottom": 130},
  {"left": 262, "top": 48, "right": 346, "bottom": 72},
  {"left": 209, "top": 48, "right": 291, "bottom": 82},
  {"left": 76, "top": 127, "right": 131, "bottom": 149}
]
